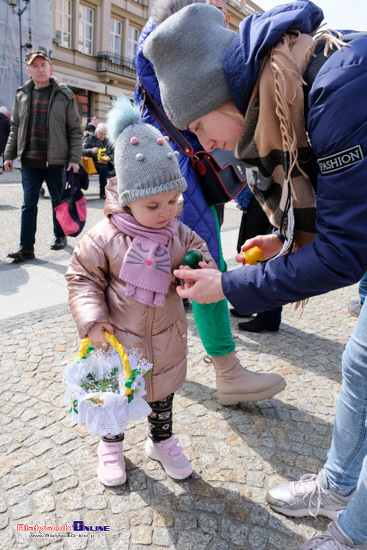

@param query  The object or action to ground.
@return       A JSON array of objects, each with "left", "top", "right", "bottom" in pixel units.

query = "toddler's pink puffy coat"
[{"left": 66, "top": 178, "right": 215, "bottom": 402}]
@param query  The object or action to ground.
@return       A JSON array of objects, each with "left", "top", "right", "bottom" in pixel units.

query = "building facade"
[
  {"left": 1, "top": 0, "right": 263, "bottom": 126},
  {"left": 0, "top": 0, "right": 53, "bottom": 112},
  {"left": 52, "top": 0, "right": 150, "bottom": 127}
]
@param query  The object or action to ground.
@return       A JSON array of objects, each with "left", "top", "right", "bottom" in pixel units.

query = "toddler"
[{"left": 66, "top": 96, "right": 215, "bottom": 486}]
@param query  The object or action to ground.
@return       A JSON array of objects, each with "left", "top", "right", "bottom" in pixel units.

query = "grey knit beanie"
[
  {"left": 143, "top": 3, "right": 236, "bottom": 129},
  {"left": 106, "top": 96, "right": 187, "bottom": 206}
]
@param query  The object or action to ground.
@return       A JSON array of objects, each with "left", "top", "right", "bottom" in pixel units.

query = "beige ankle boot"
[{"left": 208, "top": 351, "right": 286, "bottom": 405}]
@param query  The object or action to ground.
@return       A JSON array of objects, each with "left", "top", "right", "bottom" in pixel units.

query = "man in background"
[
  {"left": 4, "top": 51, "right": 82, "bottom": 261},
  {"left": 0, "top": 106, "right": 10, "bottom": 171},
  {"left": 208, "top": 0, "right": 229, "bottom": 25}
]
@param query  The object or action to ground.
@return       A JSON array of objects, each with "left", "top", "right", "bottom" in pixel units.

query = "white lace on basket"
[{"left": 63, "top": 346, "right": 152, "bottom": 436}]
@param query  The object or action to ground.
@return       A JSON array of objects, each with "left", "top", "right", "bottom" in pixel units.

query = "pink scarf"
[{"left": 110, "top": 214, "right": 177, "bottom": 307}]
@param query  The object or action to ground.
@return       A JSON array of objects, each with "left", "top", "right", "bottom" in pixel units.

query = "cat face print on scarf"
[{"left": 110, "top": 212, "right": 179, "bottom": 307}]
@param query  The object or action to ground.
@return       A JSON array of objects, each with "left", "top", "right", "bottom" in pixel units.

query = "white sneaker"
[
  {"left": 97, "top": 440, "right": 126, "bottom": 486},
  {"left": 145, "top": 436, "right": 192, "bottom": 480},
  {"left": 301, "top": 520, "right": 367, "bottom": 549},
  {"left": 266, "top": 470, "right": 354, "bottom": 519}
]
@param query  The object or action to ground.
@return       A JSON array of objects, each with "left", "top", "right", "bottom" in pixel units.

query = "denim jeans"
[
  {"left": 20, "top": 166, "right": 64, "bottom": 250},
  {"left": 358, "top": 271, "right": 367, "bottom": 305},
  {"left": 324, "top": 299, "right": 367, "bottom": 545}
]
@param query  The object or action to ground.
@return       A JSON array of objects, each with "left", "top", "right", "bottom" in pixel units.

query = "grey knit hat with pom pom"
[{"left": 107, "top": 95, "right": 187, "bottom": 206}]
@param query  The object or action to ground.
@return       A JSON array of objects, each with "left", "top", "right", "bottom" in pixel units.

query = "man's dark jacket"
[{"left": 4, "top": 76, "right": 82, "bottom": 166}]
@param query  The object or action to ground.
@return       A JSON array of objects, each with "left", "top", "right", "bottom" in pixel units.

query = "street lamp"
[{"left": 8, "top": 0, "right": 32, "bottom": 86}]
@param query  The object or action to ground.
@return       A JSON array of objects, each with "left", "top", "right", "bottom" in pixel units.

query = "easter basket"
[
  {"left": 97, "top": 148, "right": 109, "bottom": 165},
  {"left": 63, "top": 332, "right": 152, "bottom": 436}
]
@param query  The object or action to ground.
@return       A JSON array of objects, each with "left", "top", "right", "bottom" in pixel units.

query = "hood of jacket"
[
  {"left": 103, "top": 176, "right": 127, "bottom": 217},
  {"left": 223, "top": 0, "right": 324, "bottom": 115}
]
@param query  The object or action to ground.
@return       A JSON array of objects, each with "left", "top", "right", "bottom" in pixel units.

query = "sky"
[{"left": 256, "top": 0, "right": 367, "bottom": 31}]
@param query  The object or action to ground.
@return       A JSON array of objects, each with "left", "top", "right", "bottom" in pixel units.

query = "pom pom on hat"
[
  {"left": 106, "top": 95, "right": 187, "bottom": 207},
  {"left": 107, "top": 95, "right": 141, "bottom": 146}
]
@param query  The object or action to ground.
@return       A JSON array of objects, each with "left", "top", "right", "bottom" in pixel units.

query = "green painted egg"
[{"left": 182, "top": 250, "right": 203, "bottom": 269}]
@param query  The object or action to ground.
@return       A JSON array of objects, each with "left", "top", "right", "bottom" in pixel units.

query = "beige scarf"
[{"left": 236, "top": 30, "right": 346, "bottom": 253}]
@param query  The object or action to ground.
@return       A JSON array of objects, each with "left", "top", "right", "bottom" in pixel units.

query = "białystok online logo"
[
  {"left": 17, "top": 521, "right": 110, "bottom": 534},
  {"left": 73, "top": 521, "right": 110, "bottom": 532}
]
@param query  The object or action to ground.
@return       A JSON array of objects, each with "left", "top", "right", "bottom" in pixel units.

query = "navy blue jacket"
[
  {"left": 221, "top": 1, "right": 367, "bottom": 314},
  {"left": 135, "top": 19, "right": 221, "bottom": 266}
]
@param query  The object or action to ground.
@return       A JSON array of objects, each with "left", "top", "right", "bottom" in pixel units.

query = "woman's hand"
[
  {"left": 235, "top": 234, "right": 283, "bottom": 265},
  {"left": 88, "top": 322, "right": 114, "bottom": 347},
  {"left": 178, "top": 260, "right": 210, "bottom": 288},
  {"left": 174, "top": 265, "right": 224, "bottom": 303}
]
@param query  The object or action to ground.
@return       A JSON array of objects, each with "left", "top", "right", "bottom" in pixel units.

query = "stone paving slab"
[{"left": 0, "top": 181, "right": 359, "bottom": 549}]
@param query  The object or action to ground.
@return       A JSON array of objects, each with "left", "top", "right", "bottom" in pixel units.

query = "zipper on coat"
[
  {"left": 144, "top": 306, "right": 155, "bottom": 398},
  {"left": 46, "top": 82, "right": 57, "bottom": 166}
]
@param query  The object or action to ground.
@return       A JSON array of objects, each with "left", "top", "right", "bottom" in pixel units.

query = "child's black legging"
[{"left": 101, "top": 393, "right": 174, "bottom": 444}]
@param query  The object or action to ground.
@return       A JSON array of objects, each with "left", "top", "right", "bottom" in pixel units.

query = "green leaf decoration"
[
  {"left": 83, "top": 345, "right": 95, "bottom": 358},
  {"left": 80, "top": 367, "right": 121, "bottom": 395},
  {"left": 69, "top": 398, "right": 78, "bottom": 414},
  {"left": 123, "top": 369, "right": 141, "bottom": 401}
]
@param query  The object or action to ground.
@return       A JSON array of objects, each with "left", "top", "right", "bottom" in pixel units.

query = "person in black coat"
[
  {"left": 0, "top": 107, "right": 10, "bottom": 169},
  {"left": 82, "top": 123, "right": 114, "bottom": 199}
]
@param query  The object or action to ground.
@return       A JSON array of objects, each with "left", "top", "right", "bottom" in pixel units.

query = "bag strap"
[
  {"left": 137, "top": 78, "right": 196, "bottom": 160},
  {"left": 65, "top": 167, "right": 81, "bottom": 191}
]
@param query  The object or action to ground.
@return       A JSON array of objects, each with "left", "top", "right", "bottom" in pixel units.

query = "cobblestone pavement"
[{"left": 0, "top": 180, "right": 359, "bottom": 549}]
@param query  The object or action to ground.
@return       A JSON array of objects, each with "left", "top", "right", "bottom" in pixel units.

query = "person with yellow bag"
[{"left": 82, "top": 122, "right": 114, "bottom": 199}]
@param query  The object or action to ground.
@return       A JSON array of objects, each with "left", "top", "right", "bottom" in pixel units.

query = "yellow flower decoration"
[{"left": 77, "top": 338, "right": 91, "bottom": 359}]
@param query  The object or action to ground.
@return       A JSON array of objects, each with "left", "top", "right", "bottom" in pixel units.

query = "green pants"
[{"left": 191, "top": 206, "right": 235, "bottom": 357}]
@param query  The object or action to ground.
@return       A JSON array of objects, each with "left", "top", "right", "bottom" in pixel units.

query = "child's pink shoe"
[
  {"left": 145, "top": 436, "right": 192, "bottom": 480},
  {"left": 97, "top": 440, "right": 126, "bottom": 486}
]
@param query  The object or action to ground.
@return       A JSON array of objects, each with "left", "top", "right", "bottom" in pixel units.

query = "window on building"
[
  {"left": 127, "top": 25, "right": 139, "bottom": 67},
  {"left": 78, "top": 5, "right": 94, "bottom": 55},
  {"left": 109, "top": 18, "right": 122, "bottom": 62},
  {"left": 55, "top": 0, "right": 71, "bottom": 49}
]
